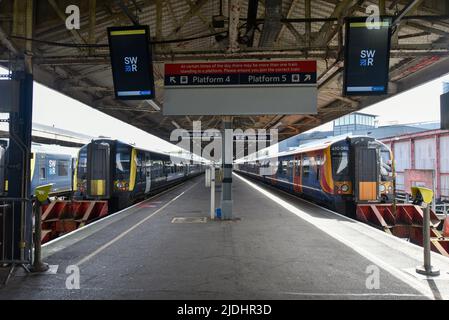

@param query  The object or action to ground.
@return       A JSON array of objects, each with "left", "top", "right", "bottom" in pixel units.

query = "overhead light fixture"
[
  {"left": 146, "top": 99, "right": 161, "bottom": 111},
  {"left": 212, "top": 0, "right": 225, "bottom": 28}
]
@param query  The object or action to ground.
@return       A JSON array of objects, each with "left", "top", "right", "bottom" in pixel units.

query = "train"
[
  {"left": 30, "top": 143, "right": 78, "bottom": 197},
  {"left": 73, "top": 139, "right": 205, "bottom": 211},
  {"left": 235, "top": 135, "right": 394, "bottom": 217},
  {"left": 0, "top": 141, "right": 78, "bottom": 197}
]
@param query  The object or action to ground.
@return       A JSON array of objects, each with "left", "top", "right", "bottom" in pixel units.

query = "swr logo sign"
[
  {"left": 360, "top": 50, "right": 376, "bottom": 67},
  {"left": 124, "top": 57, "right": 138, "bottom": 73}
]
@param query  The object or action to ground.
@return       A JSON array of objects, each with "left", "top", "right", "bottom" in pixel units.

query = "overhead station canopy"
[{"left": 0, "top": 0, "right": 448, "bottom": 141}]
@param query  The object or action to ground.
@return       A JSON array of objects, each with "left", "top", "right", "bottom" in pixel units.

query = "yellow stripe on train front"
[
  {"left": 129, "top": 148, "right": 137, "bottom": 191},
  {"left": 73, "top": 157, "right": 79, "bottom": 191},
  {"left": 323, "top": 146, "right": 335, "bottom": 191},
  {"left": 90, "top": 179, "right": 106, "bottom": 196},
  {"left": 30, "top": 152, "right": 35, "bottom": 182}
]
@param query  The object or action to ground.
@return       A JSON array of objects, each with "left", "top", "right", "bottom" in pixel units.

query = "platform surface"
[{"left": 2, "top": 173, "right": 449, "bottom": 300}]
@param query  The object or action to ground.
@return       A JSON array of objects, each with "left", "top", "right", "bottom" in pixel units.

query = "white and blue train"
[
  {"left": 0, "top": 141, "right": 78, "bottom": 197},
  {"left": 29, "top": 143, "right": 78, "bottom": 196}
]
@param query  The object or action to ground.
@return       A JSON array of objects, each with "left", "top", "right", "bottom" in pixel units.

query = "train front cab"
[
  {"left": 332, "top": 137, "right": 393, "bottom": 216},
  {"left": 75, "top": 140, "right": 124, "bottom": 210}
]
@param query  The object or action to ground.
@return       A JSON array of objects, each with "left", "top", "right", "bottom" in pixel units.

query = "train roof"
[
  {"left": 88, "top": 138, "right": 205, "bottom": 163},
  {"left": 0, "top": 139, "right": 79, "bottom": 157},
  {"left": 236, "top": 135, "right": 379, "bottom": 163},
  {"left": 31, "top": 143, "right": 79, "bottom": 157}
]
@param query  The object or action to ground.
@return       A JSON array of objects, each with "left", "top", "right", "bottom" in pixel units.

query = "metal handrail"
[{"left": 0, "top": 197, "right": 32, "bottom": 265}]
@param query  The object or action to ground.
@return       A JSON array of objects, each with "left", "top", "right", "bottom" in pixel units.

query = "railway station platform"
[{"left": 2, "top": 173, "right": 449, "bottom": 300}]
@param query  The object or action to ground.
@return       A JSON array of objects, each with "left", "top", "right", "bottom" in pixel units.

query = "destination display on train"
[
  {"left": 164, "top": 61, "right": 317, "bottom": 87},
  {"left": 343, "top": 17, "right": 392, "bottom": 96}
]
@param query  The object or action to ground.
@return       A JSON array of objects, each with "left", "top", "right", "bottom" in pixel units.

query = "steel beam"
[
  {"left": 156, "top": 0, "right": 163, "bottom": 40},
  {"left": 258, "top": 0, "right": 282, "bottom": 47},
  {"left": 392, "top": 0, "right": 425, "bottom": 27},
  {"left": 244, "top": 0, "right": 259, "bottom": 47},
  {"left": 30, "top": 43, "right": 449, "bottom": 65},
  {"left": 184, "top": 0, "right": 220, "bottom": 40},
  {"left": 88, "top": 0, "right": 97, "bottom": 56},
  {"left": 305, "top": 0, "right": 311, "bottom": 46},
  {"left": 312, "top": 0, "right": 353, "bottom": 47},
  {"left": 117, "top": 0, "right": 140, "bottom": 25},
  {"left": 0, "top": 25, "right": 19, "bottom": 55},
  {"left": 167, "top": 0, "right": 209, "bottom": 38},
  {"left": 165, "top": 0, "right": 181, "bottom": 32},
  {"left": 275, "top": 0, "right": 301, "bottom": 45},
  {"left": 228, "top": 0, "right": 241, "bottom": 52}
]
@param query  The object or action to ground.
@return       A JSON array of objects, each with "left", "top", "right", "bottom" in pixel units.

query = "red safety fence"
[
  {"left": 356, "top": 204, "right": 449, "bottom": 256},
  {"left": 40, "top": 200, "right": 108, "bottom": 243}
]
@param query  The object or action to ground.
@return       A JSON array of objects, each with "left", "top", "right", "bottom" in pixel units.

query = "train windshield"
[
  {"left": 116, "top": 145, "right": 131, "bottom": 180},
  {"left": 380, "top": 149, "right": 393, "bottom": 181},
  {"left": 332, "top": 151, "right": 349, "bottom": 180},
  {"left": 77, "top": 147, "right": 88, "bottom": 180}
]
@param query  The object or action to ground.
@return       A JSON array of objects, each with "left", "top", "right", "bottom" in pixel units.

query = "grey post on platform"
[{"left": 221, "top": 117, "right": 233, "bottom": 220}]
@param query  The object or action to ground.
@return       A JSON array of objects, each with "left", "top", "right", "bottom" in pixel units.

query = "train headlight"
[
  {"left": 341, "top": 184, "right": 349, "bottom": 192},
  {"left": 379, "top": 184, "right": 386, "bottom": 192}
]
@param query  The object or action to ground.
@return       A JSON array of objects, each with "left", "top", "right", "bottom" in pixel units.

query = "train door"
[
  {"left": 354, "top": 147, "right": 379, "bottom": 202},
  {"left": 87, "top": 142, "right": 111, "bottom": 198},
  {"left": 0, "top": 145, "right": 6, "bottom": 195},
  {"left": 145, "top": 153, "right": 151, "bottom": 194},
  {"left": 293, "top": 154, "right": 301, "bottom": 193}
]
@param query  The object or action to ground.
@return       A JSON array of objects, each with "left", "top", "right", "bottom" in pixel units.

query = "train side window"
[
  {"left": 137, "top": 153, "right": 145, "bottom": 180},
  {"left": 288, "top": 160, "right": 294, "bottom": 176},
  {"left": 302, "top": 156, "right": 310, "bottom": 178},
  {"left": 39, "top": 167, "right": 46, "bottom": 179},
  {"left": 281, "top": 160, "right": 288, "bottom": 175},
  {"left": 151, "top": 160, "right": 162, "bottom": 178},
  {"left": 295, "top": 159, "right": 301, "bottom": 176},
  {"left": 57, "top": 160, "right": 69, "bottom": 176},
  {"left": 316, "top": 156, "right": 321, "bottom": 180}
]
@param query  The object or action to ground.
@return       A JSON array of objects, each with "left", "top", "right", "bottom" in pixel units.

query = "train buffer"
[
  {"left": 356, "top": 203, "right": 449, "bottom": 256},
  {"left": 40, "top": 200, "right": 108, "bottom": 243}
]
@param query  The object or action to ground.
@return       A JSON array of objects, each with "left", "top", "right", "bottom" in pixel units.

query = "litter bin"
[{"left": 215, "top": 208, "right": 222, "bottom": 219}]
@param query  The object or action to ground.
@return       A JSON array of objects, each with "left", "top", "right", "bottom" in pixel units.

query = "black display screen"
[
  {"left": 343, "top": 17, "right": 392, "bottom": 96},
  {"left": 107, "top": 26, "right": 155, "bottom": 100}
]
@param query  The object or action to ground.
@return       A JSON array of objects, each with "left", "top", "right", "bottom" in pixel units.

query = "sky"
[
  {"left": 0, "top": 66, "right": 184, "bottom": 155},
  {"left": 0, "top": 66, "right": 448, "bottom": 154},
  {"left": 310, "top": 73, "right": 449, "bottom": 132}
]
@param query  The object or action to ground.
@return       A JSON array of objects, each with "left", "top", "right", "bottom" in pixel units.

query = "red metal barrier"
[
  {"left": 356, "top": 204, "right": 449, "bottom": 256},
  {"left": 40, "top": 200, "right": 108, "bottom": 243}
]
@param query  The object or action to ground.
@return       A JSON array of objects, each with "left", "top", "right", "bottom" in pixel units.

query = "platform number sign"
[
  {"left": 343, "top": 17, "right": 392, "bottom": 96},
  {"left": 107, "top": 26, "right": 155, "bottom": 100}
]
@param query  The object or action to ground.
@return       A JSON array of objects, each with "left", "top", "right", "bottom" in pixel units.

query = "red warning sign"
[{"left": 165, "top": 60, "right": 317, "bottom": 87}]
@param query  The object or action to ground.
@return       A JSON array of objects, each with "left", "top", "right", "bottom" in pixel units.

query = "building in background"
[
  {"left": 382, "top": 129, "right": 449, "bottom": 201},
  {"left": 278, "top": 111, "right": 439, "bottom": 152},
  {"left": 443, "top": 81, "right": 449, "bottom": 94},
  {"left": 333, "top": 112, "right": 376, "bottom": 136}
]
